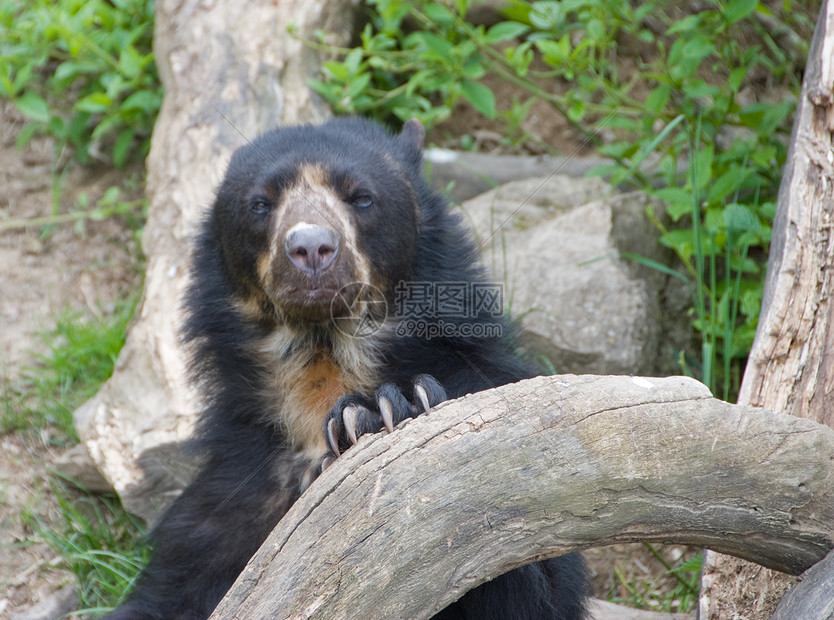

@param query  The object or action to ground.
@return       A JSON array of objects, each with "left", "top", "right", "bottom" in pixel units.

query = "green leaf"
[
  {"left": 739, "top": 102, "right": 792, "bottom": 136},
  {"left": 586, "top": 18, "right": 604, "bottom": 42},
  {"left": 423, "top": 3, "right": 455, "bottom": 27},
  {"left": 620, "top": 114, "right": 686, "bottom": 180},
  {"left": 343, "top": 48, "right": 363, "bottom": 74},
  {"left": 654, "top": 187, "right": 692, "bottom": 205},
  {"left": 728, "top": 66, "right": 748, "bottom": 92},
  {"left": 682, "top": 36, "right": 715, "bottom": 62},
  {"left": 120, "top": 90, "right": 160, "bottom": 114},
  {"left": 704, "top": 206, "right": 724, "bottom": 233},
  {"left": 15, "top": 92, "right": 49, "bottom": 122},
  {"left": 603, "top": 116, "right": 639, "bottom": 131},
  {"left": 409, "top": 32, "right": 454, "bottom": 57},
  {"left": 112, "top": 128, "right": 134, "bottom": 168},
  {"left": 691, "top": 144, "right": 714, "bottom": 191},
  {"left": 645, "top": 85, "right": 670, "bottom": 114},
  {"left": 751, "top": 144, "right": 778, "bottom": 166},
  {"left": 567, "top": 99, "right": 584, "bottom": 122},
  {"left": 308, "top": 78, "right": 335, "bottom": 99},
  {"left": 485, "top": 21, "right": 529, "bottom": 43},
  {"left": 500, "top": 2, "right": 533, "bottom": 25},
  {"left": 681, "top": 79, "right": 718, "bottom": 99},
  {"left": 529, "top": 1, "right": 563, "bottom": 30},
  {"left": 462, "top": 60, "right": 486, "bottom": 80},
  {"left": 708, "top": 168, "right": 751, "bottom": 204},
  {"left": 667, "top": 201, "right": 692, "bottom": 221},
  {"left": 119, "top": 46, "right": 143, "bottom": 79},
  {"left": 346, "top": 72, "right": 372, "bottom": 99},
  {"left": 75, "top": 92, "right": 112, "bottom": 114},
  {"left": 660, "top": 229, "right": 695, "bottom": 261},
  {"left": 91, "top": 114, "right": 122, "bottom": 140},
  {"left": 10, "top": 62, "right": 35, "bottom": 96},
  {"left": 460, "top": 80, "right": 495, "bottom": 118},
  {"left": 68, "top": 112, "right": 93, "bottom": 147},
  {"left": 585, "top": 163, "right": 622, "bottom": 178},
  {"left": 534, "top": 38, "right": 567, "bottom": 62},
  {"left": 322, "top": 61, "right": 349, "bottom": 82},
  {"left": 723, "top": 0, "right": 759, "bottom": 24},
  {"left": 724, "top": 203, "right": 760, "bottom": 236},
  {"left": 666, "top": 14, "right": 701, "bottom": 35}
]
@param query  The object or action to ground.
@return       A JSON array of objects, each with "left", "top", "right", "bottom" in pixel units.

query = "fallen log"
[{"left": 209, "top": 374, "right": 834, "bottom": 620}]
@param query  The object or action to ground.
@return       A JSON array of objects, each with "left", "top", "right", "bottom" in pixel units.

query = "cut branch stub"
[{"left": 209, "top": 374, "right": 834, "bottom": 620}]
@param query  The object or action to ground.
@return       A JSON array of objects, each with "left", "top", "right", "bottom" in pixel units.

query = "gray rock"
[
  {"left": 11, "top": 584, "right": 77, "bottom": 620},
  {"left": 52, "top": 444, "right": 114, "bottom": 494},
  {"left": 460, "top": 176, "right": 674, "bottom": 375}
]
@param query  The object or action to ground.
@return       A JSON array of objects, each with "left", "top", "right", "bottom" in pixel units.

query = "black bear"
[{"left": 109, "top": 118, "right": 588, "bottom": 619}]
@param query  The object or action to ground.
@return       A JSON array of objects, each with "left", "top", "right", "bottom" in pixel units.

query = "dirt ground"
[
  {"left": 0, "top": 102, "right": 144, "bottom": 617},
  {"left": 0, "top": 99, "right": 697, "bottom": 617}
]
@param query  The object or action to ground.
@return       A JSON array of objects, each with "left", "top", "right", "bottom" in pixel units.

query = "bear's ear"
[{"left": 399, "top": 119, "right": 425, "bottom": 168}]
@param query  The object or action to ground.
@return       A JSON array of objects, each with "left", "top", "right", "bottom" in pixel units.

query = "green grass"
[
  {"left": 607, "top": 547, "right": 702, "bottom": 613},
  {"left": 3, "top": 299, "right": 149, "bottom": 615},
  {"left": 1, "top": 296, "right": 138, "bottom": 442},
  {"left": 23, "top": 479, "right": 148, "bottom": 615}
]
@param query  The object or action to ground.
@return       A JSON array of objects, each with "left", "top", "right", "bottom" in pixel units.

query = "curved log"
[
  {"left": 208, "top": 374, "right": 834, "bottom": 620},
  {"left": 770, "top": 550, "right": 834, "bottom": 620}
]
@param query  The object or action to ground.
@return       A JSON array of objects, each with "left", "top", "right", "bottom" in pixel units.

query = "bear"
[{"left": 108, "top": 117, "right": 589, "bottom": 619}]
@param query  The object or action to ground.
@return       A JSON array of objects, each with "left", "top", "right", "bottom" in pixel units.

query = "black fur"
[{"left": 108, "top": 118, "right": 588, "bottom": 619}]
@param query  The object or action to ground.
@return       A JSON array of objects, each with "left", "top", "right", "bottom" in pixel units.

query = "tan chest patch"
[
  {"left": 281, "top": 355, "right": 349, "bottom": 457},
  {"left": 259, "top": 326, "right": 382, "bottom": 460}
]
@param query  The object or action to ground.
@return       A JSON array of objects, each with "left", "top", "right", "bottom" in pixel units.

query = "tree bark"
[
  {"left": 699, "top": 1, "right": 834, "bottom": 617},
  {"left": 73, "top": 0, "right": 358, "bottom": 522},
  {"left": 208, "top": 374, "right": 834, "bottom": 620}
]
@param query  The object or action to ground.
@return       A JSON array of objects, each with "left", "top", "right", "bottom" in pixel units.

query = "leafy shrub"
[
  {"left": 0, "top": 0, "right": 161, "bottom": 168},
  {"left": 306, "top": 0, "right": 815, "bottom": 398}
]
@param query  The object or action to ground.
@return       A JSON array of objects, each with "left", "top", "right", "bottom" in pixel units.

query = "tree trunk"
[
  {"left": 72, "top": 0, "right": 358, "bottom": 522},
  {"left": 208, "top": 374, "right": 834, "bottom": 620},
  {"left": 698, "top": 1, "right": 834, "bottom": 617}
]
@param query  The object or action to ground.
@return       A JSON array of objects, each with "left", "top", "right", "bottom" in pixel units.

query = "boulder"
[{"left": 460, "top": 175, "right": 674, "bottom": 375}]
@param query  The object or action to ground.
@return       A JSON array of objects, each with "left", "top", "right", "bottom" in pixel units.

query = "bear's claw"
[{"left": 321, "top": 374, "right": 447, "bottom": 466}]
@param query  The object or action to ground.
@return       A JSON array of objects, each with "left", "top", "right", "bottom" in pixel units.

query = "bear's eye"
[
  {"left": 250, "top": 198, "right": 271, "bottom": 215},
  {"left": 351, "top": 194, "right": 374, "bottom": 209}
]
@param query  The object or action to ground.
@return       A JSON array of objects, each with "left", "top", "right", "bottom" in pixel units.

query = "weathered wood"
[
  {"left": 699, "top": 1, "right": 834, "bottom": 616},
  {"left": 770, "top": 550, "right": 834, "bottom": 620},
  {"left": 739, "top": 0, "right": 834, "bottom": 427},
  {"left": 73, "top": 0, "right": 358, "bottom": 522},
  {"left": 209, "top": 374, "right": 834, "bottom": 620}
]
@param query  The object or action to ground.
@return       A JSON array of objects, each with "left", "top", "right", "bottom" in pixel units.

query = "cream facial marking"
[{"left": 270, "top": 164, "right": 372, "bottom": 287}]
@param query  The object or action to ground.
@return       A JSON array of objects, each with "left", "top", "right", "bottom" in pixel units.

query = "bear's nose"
[{"left": 283, "top": 225, "right": 340, "bottom": 274}]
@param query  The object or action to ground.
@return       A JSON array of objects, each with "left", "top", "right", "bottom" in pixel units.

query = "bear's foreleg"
[{"left": 108, "top": 432, "right": 309, "bottom": 620}]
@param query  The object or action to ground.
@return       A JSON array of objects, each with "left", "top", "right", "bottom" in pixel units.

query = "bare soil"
[{"left": 0, "top": 102, "right": 143, "bottom": 617}]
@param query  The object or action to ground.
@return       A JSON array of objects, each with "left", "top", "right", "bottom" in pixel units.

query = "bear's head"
[{"left": 209, "top": 118, "right": 426, "bottom": 326}]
